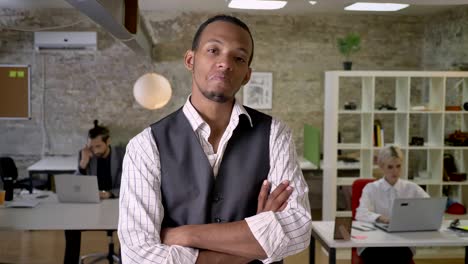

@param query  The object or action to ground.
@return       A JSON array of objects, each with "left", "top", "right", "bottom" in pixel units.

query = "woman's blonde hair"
[{"left": 377, "top": 145, "right": 403, "bottom": 165}]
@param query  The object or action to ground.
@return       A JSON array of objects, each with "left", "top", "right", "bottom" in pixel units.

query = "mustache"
[{"left": 209, "top": 71, "right": 230, "bottom": 80}]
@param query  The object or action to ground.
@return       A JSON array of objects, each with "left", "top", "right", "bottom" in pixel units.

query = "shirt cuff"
[
  {"left": 166, "top": 246, "right": 199, "bottom": 264},
  {"left": 372, "top": 214, "right": 381, "bottom": 223},
  {"left": 245, "top": 211, "right": 290, "bottom": 262}
]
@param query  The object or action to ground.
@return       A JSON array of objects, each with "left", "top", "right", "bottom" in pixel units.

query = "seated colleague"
[
  {"left": 356, "top": 145, "right": 429, "bottom": 264},
  {"left": 64, "top": 120, "right": 125, "bottom": 264},
  {"left": 118, "top": 15, "right": 312, "bottom": 264}
]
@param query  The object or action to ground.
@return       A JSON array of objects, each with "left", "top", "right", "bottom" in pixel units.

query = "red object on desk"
[{"left": 447, "top": 203, "right": 466, "bottom": 215}]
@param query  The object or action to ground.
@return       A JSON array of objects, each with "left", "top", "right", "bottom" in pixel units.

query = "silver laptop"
[
  {"left": 374, "top": 197, "right": 447, "bottom": 232},
  {"left": 54, "top": 174, "right": 100, "bottom": 203}
]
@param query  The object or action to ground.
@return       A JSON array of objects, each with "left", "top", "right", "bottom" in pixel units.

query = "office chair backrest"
[
  {"left": 351, "top": 178, "right": 375, "bottom": 220},
  {"left": 0, "top": 157, "right": 18, "bottom": 181},
  {"left": 351, "top": 178, "right": 375, "bottom": 264}
]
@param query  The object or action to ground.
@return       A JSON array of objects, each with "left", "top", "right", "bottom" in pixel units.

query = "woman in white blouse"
[{"left": 356, "top": 145, "right": 429, "bottom": 264}]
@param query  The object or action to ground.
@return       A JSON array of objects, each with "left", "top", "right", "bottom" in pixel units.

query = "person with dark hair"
[
  {"left": 64, "top": 120, "right": 125, "bottom": 264},
  {"left": 118, "top": 15, "right": 311, "bottom": 263}
]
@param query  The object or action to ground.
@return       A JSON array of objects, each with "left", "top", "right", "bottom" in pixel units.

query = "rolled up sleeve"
[{"left": 245, "top": 119, "right": 312, "bottom": 263}]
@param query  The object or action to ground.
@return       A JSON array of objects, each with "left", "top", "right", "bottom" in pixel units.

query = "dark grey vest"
[{"left": 152, "top": 107, "right": 282, "bottom": 263}]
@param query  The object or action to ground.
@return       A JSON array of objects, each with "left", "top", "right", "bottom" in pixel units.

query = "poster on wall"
[{"left": 243, "top": 72, "right": 272, "bottom": 109}]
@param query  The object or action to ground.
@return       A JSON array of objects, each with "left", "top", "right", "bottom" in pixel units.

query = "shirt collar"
[
  {"left": 380, "top": 177, "right": 401, "bottom": 192},
  {"left": 182, "top": 95, "right": 253, "bottom": 132}
]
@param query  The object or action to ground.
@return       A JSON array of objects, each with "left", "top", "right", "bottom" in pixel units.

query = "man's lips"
[{"left": 209, "top": 73, "right": 229, "bottom": 82}]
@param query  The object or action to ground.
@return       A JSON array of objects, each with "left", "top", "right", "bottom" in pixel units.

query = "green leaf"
[{"left": 337, "top": 33, "right": 361, "bottom": 60}]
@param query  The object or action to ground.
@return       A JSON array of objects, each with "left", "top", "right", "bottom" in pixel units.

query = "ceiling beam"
[{"left": 63, "top": 0, "right": 152, "bottom": 58}]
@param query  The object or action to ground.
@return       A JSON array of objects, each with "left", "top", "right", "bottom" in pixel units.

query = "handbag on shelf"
[{"left": 443, "top": 153, "right": 467, "bottom": 182}]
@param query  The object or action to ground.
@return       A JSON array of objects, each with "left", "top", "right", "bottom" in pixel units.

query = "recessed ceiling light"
[
  {"left": 227, "top": 0, "right": 287, "bottom": 10},
  {"left": 309, "top": 1, "right": 317, "bottom": 5},
  {"left": 345, "top": 2, "right": 409, "bottom": 12}
]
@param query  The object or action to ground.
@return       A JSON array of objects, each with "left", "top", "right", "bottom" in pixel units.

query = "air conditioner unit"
[{"left": 34, "top": 31, "right": 97, "bottom": 51}]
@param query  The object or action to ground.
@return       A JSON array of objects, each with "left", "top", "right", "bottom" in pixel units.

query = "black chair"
[
  {"left": 0, "top": 157, "right": 47, "bottom": 193},
  {"left": 79, "top": 230, "right": 120, "bottom": 264}
]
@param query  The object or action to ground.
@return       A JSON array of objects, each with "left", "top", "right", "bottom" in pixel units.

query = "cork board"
[{"left": 0, "top": 64, "right": 30, "bottom": 119}]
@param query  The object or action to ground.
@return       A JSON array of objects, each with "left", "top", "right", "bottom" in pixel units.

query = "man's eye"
[
  {"left": 207, "top": 48, "right": 217, "bottom": 53},
  {"left": 236, "top": 57, "right": 246, "bottom": 63}
]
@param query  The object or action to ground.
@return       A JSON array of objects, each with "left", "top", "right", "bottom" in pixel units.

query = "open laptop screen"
[
  {"left": 54, "top": 174, "right": 100, "bottom": 203},
  {"left": 375, "top": 197, "right": 446, "bottom": 232}
]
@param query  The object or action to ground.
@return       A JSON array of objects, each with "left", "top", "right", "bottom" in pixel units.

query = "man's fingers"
[
  {"left": 268, "top": 180, "right": 290, "bottom": 200},
  {"left": 267, "top": 186, "right": 293, "bottom": 211},
  {"left": 257, "top": 180, "right": 270, "bottom": 214},
  {"left": 278, "top": 201, "right": 288, "bottom": 212}
]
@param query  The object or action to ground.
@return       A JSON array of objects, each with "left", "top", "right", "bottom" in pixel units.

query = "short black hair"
[
  {"left": 88, "top": 120, "right": 110, "bottom": 142},
  {"left": 191, "top": 14, "right": 254, "bottom": 65}
]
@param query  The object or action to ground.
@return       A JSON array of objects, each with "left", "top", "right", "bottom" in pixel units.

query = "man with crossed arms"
[{"left": 118, "top": 15, "right": 312, "bottom": 263}]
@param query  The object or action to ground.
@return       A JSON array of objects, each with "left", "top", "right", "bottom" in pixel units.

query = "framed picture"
[
  {"left": 333, "top": 217, "right": 352, "bottom": 240},
  {"left": 243, "top": 72, "right": 272, "bottom": 109}
]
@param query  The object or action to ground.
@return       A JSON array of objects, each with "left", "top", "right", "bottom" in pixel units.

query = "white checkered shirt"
[{"left": 118, "top": 98, "right": 312, "bottom": 263}]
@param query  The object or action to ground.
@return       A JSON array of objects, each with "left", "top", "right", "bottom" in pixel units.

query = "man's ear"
[
  {"left": 241, "top": 67, "right": 252, "bottom": 85},
  {"left": 184, "top": 50, "right": 194, "bottom": 71}
]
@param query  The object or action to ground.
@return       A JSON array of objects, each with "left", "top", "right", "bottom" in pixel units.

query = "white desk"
[
  {"left": 28, "top": 156, "right": 78, "bottom": 172},
  {"left": 27, "top": 156, "right": 78, "bottom": 193},
  {"left": 299, "top": 158, "right": 364, "bottom": 171},
  {"left": 0, "top": 193, "right": 118, "bottom": 230},
  {"left": 310, "top": 221, "right": 468, "bottom": 264}
]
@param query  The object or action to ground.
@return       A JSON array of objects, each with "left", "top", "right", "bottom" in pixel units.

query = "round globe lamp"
[{"left": 133, "top": 73, "right": 172, "bottom": 110}]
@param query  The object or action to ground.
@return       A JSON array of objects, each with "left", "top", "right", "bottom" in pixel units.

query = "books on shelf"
[{"left": 374, "top": 120, "right": 384, "bottom": 147}]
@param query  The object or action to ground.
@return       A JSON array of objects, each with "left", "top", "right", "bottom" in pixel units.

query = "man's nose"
[{"left": 216, "top": 55, "right": 233, "bottom": 71}]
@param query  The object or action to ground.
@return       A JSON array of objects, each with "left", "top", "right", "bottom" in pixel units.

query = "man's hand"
[
  {"left": 79, "top": 145, "right": 93, "bottom": 169},
  {"left": 99, "top": 191, "right": 112, "bottom": 199},
  {"left": 257, "top": 180, "right": 293, "bottom": 214}
]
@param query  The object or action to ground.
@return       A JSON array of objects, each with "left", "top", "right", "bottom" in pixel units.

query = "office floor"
[{"left": 0, "top": 230, "right": 465, "bottom": 264}]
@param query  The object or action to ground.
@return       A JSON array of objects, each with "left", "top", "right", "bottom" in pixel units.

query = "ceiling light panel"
[
  {"left": 227, "top": 0, "right": 287, "bottom": 10},
  {"left": 345, "top": 2, "right": 409, "bottom": 11}
]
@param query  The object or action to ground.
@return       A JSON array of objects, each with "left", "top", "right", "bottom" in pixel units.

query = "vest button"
[
  {"left": 215, "top": 217, "right": 222, "bottom": 223},
  {"left": 213, "top": 196, "right": 222, "bottom": 202}
]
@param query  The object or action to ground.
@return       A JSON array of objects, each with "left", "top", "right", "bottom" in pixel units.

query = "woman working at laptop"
[{"left": 356, "top": 145, "right": 429, "bottom": 264}]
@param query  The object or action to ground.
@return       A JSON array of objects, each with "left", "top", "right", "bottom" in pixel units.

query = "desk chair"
[
  {"left": 0, "top": 157, "right": 47, "bottom": 192},
  {"left": 351, "top": 178, "right": 415, "bottom": 264},
  {"left": 80, "top": 230, "right": 120, "bottom": 264},
  {"left": 351, "top": 178, "right": 374, "bottom": 264}
]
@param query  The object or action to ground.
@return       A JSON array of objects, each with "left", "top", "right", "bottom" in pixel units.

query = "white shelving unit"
[{"left": 323, "top": 71, "right": 468, "bottom": 220}]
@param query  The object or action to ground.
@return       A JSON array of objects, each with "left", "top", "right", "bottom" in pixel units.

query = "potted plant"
[{"left": 337, "top": 33, "right": 361, "bottom": 70}]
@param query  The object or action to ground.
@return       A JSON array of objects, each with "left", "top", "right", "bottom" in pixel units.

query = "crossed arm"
[
  {"left": 118, "top": 126, "right": 311, "bottom": 264},
  {"left": 161, "top": 180, "right": 293, "bottom": 263}
]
